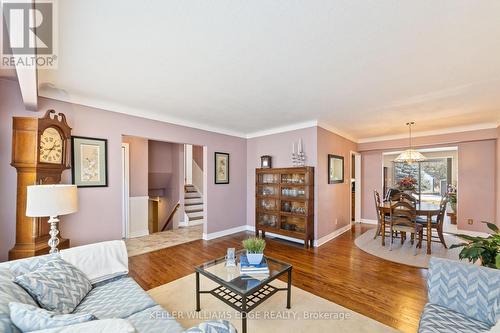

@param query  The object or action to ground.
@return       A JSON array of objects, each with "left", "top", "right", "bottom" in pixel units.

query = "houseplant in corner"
[
  {"left": 450, "top": 222, "right": 500, "bottom": 269},
  {"left": 242, "top": 237, "right": 266, "bottom": 265}
]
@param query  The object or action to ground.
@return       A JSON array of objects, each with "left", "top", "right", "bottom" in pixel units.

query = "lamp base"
[{"left": 47, "top": 216, "right": 61, "bottom": 254}]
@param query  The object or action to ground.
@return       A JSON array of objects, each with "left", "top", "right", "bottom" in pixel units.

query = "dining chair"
[
  {"left": 389, "top": 201, "right": 423, "bottom": 255},
  {"left": 390, "top": 191, "right": 417, "bottom": 204},
  {"left": 416, "top": 196, "right": 449, "bottom": 248},
  {"left": 373, "top": 190, "right": 391, "bottom": 239}
]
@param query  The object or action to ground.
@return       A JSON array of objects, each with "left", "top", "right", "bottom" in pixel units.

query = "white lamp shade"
[
  {"left": 394, "top": 149, "right": 427, "bottom": 163},
  {"left": 26, "top": 185, "right": 78, "bottom": 218}
]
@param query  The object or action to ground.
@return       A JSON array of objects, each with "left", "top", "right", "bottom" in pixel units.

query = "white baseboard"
[
  {"left": 245, "top": 225, "right": 305, "bottom": 245},
  {"left": 203, "top": 225, "right": 248, "bottom": 240},
  {"left": 314, "top": 224, "right": 351, "bottom": 247},
  {"left": 360, "top": 219, "right": 378, "bottom": 225}
]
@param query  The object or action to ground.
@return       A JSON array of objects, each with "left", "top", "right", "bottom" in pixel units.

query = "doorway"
[{"left": 350, "top": 151, "right": 361, "bottom": 223}]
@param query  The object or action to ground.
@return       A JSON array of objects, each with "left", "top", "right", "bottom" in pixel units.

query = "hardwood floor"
[{"left": 129, "top": 224, "right": 427, "bottom": 333}]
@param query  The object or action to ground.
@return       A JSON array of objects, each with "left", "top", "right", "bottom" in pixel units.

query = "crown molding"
[
  {"left": 245, "top": 120, "right": 318, "bottom": 139},
  {"left": 357, "top": 122, "right": 499, "bottom": 143},
  {"left": 38, "top": 89, "right": 248, "bottom": 138},
  {"left": 316, "top": 121, "right": 358, "bottom": 143}
]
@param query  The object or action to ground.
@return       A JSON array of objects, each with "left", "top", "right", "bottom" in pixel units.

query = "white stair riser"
[
  {"left": 185, "top": 192, "right": 201, "bottom": 199},
  {"left": 185, "top": 198, "right": 203, "bottom": 205}
]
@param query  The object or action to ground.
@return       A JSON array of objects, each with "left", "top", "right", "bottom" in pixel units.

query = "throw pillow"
[
  {"left": 9, "top": 302, "right": 96, "bottom": 332},
  {"left": 14, "top": 258, "right": 92, "bottom": 314}
]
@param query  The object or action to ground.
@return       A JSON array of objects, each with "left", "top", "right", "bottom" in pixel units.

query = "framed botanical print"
[
  {"left": 71, "top": 136, "right": 108, "bottom": 187},
  {"left": 328, "top": 154, "right": 344, "bottom": 184},
  {"left": 214, "top": 152, "right": 229, "bottom": 184}
]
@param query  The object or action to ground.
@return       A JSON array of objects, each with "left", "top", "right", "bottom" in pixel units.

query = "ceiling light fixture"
[{"left": 394, "top": 122, "right": 427, "bottom": 164}]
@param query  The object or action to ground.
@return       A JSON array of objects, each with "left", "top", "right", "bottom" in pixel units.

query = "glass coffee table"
[{"left": 195, "top": 251, "right": 292, "bottom": 333}]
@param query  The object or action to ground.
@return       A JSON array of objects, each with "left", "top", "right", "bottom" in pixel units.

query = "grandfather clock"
[{"left": 8, "top": 110, "right": 72, "bottom": 260}]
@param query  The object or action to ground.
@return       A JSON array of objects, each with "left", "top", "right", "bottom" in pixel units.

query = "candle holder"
[{"left": 292, "top": 152, "right": 306, "bottom": 166}]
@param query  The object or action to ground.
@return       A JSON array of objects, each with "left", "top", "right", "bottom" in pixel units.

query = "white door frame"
[
  {"left": 350, "top": 151, "right": 362, "bottom": 224},
  {"left": 184, "top": 144, "right": 193, "bottom": 185},
  {"left": 121, "top": 143, "right": 130, "bottom": 239}
]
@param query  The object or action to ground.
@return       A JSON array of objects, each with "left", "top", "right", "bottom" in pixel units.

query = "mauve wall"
[
  {"left": 458, "top": 140, "right": 496, "bottom": 232},
  {"left": 193, "top": 145, "right": 203, "bottom": 170},
  {"left": 316, "top": 127, "right": 357, "bottom": 238},
  {"left": 246, "top": 127, "right": 318, "bottom": 233},
  {"left": 0, "top": 78, "right": 246, "bottom": 262},
  {"left": 359, "top": 130, "right": 499, "bottom": 232},
  {"left": 122, "top": 136, "right": 149, "bottom": 197},
  {"left": 498, "top": 126, "right": 500, "bottom": 225}
]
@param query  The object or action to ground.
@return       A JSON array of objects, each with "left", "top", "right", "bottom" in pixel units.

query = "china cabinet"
[{"left": 255, "top": 167, "right": 314, "bottom": 248}]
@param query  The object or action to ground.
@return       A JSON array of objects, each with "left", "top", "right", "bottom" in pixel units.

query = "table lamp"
[{"left": 26, "top": 184, "right": 78, "bottom": 254}]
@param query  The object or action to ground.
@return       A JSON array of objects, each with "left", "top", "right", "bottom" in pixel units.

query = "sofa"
[
  {"left": 418, "top": 257, "right": 500, "bottom": 333},
  {"left": 0, "top": 241, "right": 236, "bottom": 333}
]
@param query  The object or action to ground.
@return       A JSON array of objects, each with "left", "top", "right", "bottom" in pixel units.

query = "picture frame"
[
  {"left": 328, "top": 154, "right": 344, "bottom": 184},
  {"left": 214, "top": 152, "right": 230, "bottom": 184},
  {"left": 260, "top": 155, "right": 272, "bottom": 168},
  {"left": 71, "top": 136, "right": 108, "bottom": 187}
]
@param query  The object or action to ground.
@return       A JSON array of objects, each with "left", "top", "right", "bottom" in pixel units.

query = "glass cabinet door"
[
  {"left": 280, "top": 216, "right": 306, "bottom": 233},
  {"left": 281, "top": 186, "right": 306, "bottom": 198},
  {"left": 281, "top": 200, "right": 307, "bottom": 215},
  {"left": 258, "top": 198, "right": 278, "bottom": 212},
  {"left": 281, "top": 173, "right": 306, "bottom": 184},
  {"left": 257, "top": 173, "right": 280, "bottom": 184},
  {"left": 257, "top": 213, "right": 278, "bottom": 228},
  {"left": 257, "top": 184, "right": 278, "bottom": 197}
]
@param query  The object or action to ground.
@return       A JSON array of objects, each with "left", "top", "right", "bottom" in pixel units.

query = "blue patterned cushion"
[
  {"left": 126, "top": 305, "right": 183, "bottom": 333},
  {"left": 0, "top": 267, "right": 39, "bottom": 333},
  {"left": 14, "top": 258, "right": 92, "bottom": 314},
  {"left": 184, "top": 320, "right": 237, "bottom": 333},
  {"left": 418, "top": 303, "right": 492, "bottom": 333},
  {"left": 9, "top": 302, "right": 96, "bottom": 332},
  {"left": 427, "top": 258, "right": 500, "bottom": 326},
  {"left": 73, "top": 277, "right": 156, "bottom": 319},
  {"left": 7, "top": 254, "right": 59, "bottom": 277}
]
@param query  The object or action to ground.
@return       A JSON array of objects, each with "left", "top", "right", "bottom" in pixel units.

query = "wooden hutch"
[{"left": 255, "top": 167, "right": 314, "bottom": 248}]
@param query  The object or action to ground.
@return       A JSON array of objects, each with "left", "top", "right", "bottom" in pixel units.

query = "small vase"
[{"left": 246, "top": 252, "right": 264, "bottom": 265}]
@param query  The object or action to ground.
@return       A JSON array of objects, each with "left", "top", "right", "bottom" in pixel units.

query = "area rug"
[
  {"left": 147, "top": 273, "right": 399, "bottom": 333},
  {"left": 354, "top": 229, "right": 462, "bottom": 268},
  {"left": 126, "top": 225, "right": 203, "bottom": 257}
]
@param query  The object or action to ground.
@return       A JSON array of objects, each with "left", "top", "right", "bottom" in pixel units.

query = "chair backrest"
[
  {"left": 390, "top": 200, "right": 416, "bottom": 227},
  {"left": 385, "top": 188, "right": 400, "bottom": 201},
  {"left": 435, "top": 196, "right": 449, "bottom": 225},
  {"left": 391, "top": 191, "right": 417, "bottom": 204},
  {"left": 427, "top": 257, "right": 500, "bottom": 326},
  {"left": 373, "top": 190, "right": 381, "bottom": 223}
]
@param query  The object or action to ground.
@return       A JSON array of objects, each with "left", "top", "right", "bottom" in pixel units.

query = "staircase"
[{"left": 183, "top": 184, "right": 204, "bottom": 226}]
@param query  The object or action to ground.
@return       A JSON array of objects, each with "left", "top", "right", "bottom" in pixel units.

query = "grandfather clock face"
[{"left": 39, "top": 127, "right": 63, "bottom": 164}]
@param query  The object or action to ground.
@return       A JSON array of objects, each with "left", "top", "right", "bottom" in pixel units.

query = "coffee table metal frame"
[{"left": 195, "top": 254, "right": 292, "bottom": 333}]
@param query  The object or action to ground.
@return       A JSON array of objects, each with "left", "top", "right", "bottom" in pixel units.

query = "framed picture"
[
  {"left": 260, "top": 155, "right": 272, "bottom": 168},
  {"left": 328, "top": 154, "right": 344, "bottom": 184},
  {"left": 214, "top": 152, "right": 229, "bottom": 184},
  {"left": 71, "top": 136, "right": 108, "bottom": 187}
]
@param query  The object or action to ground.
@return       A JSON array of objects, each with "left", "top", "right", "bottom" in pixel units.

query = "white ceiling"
[{"left": 37, "top": 0, "right": 500, "bottom": 140}]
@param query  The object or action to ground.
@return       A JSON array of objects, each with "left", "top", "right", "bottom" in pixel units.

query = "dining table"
[{"left": 378, "top": 201, "right": 441, "bottom": 255}]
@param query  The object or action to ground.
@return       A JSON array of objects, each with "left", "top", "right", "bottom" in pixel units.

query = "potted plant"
[
  {"left": 450, "top": 222, "right": 500, "bottom": 269},
  {"left": 242, "top": 237, "right": 266, "bottom": 265}
]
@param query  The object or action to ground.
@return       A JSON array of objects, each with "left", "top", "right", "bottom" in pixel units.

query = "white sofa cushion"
[{"left": 60, "top": 240, "right": 128, "bottom": 284}]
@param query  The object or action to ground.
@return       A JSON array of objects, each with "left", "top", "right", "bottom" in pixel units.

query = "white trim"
[
  {"left": 38, "top": 90, "right": 248, "bottom": 138},
  {"left": 245, "top": 121, "right": 317, "bottom": 139},
  {"left": 128, "top": 196, "right": 149, "bottom": 238},
  {"left": 360, "top": 219, "right": 378, "bottom": 225},
  {"left": 382, "top": 146, "right": 458, "bottom": 155},
  {"left": 358, "top": 122, "right": 499, "bottom": 143},
  {"left": 121, "top": 143, "right": 130, "bottom": 239},
  {"left": 317, "top": 122, "right": 358, "bottom": 143},
  {"left": 202, "top": 225, "right": 248, "bottom": 241},
  {"left": 314, "top": 224, "right": 351, "bottom": 247},
  {"left": 245, "top": 226, "right": 305, "bottom": 245}
]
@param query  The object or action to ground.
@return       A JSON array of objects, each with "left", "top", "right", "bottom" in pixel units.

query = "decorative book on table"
[{"left": 240, "top": 255, "right": 269, "bottom": 275}]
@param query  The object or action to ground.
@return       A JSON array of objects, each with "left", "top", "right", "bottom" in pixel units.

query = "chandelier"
[{"left": 394, "top": 122, "right": 426, "bottom": 163}]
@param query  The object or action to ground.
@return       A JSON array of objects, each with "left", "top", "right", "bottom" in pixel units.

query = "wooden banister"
[{"left": 161, "top": 202, "right": 180, "bottom": 232}]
